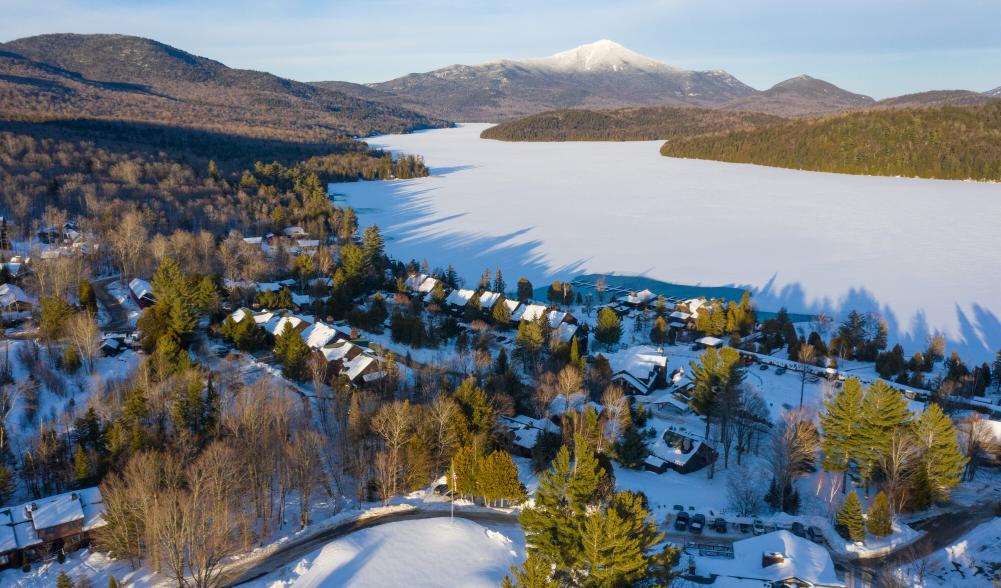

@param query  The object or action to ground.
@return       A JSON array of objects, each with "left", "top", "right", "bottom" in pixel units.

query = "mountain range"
[
  {"left": 0, "top": 33, "right": 448, "bottom": 142},
  {"left": 315, "top": 40, "right": 1000, "bottom": 121}
]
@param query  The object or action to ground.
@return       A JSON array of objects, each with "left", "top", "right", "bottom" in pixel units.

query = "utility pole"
[{"left": 450, "top": 464, "right": 456, "bottom": 524}]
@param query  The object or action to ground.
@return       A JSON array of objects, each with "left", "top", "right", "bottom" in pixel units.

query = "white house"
[
  {"left": 445, "top": 288, "right": 476, "bottom": 310},
  {"left": 695, "top": 530, "right": 844, "bottom": 587}
]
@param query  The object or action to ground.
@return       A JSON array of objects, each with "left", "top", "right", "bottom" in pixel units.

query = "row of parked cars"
[{"left": 670, "top": 508, "right": 825, "bottom": 544}]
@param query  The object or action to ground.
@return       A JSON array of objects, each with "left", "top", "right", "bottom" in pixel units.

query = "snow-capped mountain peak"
[{"left": 522, "top": 39, "right": 682, "bottom": 73}]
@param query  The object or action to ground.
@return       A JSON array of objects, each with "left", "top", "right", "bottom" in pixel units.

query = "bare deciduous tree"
[{"left": 67, "top": 311, "right": 101, "bottom": 373}]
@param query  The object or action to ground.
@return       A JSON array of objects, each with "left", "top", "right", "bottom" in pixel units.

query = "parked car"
[
  {"left": 713, "top": 518, "right": 728, "bottom": 533},
  {"left": 807, "top": 526, "right": 825, "bottom": 543},
  {"left": 672, "top": 504, "right": 685, "bottom": 512},
  {"left": 674, "top": 511, "right": 690, "bottom": 531},
  {"left": 790, "top": 522, "right": 806, "bottom": 537},
  {"left": 752, "top": 519, "right": 765, "bottom": 535},
  {"left": 743, "top": 357, "right": 754, "bottom": 366},
  {"left": 775, "top": 367, "right": 787, "bottom": 375},
  {"left": 690, "top": 514, "right": 706, "bottom": 533},
  {"left": 759, "top": 364, "right": 769, "bottom": 371},
  {"left": 433, "top": 484, "right": 454, "bottom": 498},
  {"left": 738, "top": 521, "right": 751, "bottom": 534}
]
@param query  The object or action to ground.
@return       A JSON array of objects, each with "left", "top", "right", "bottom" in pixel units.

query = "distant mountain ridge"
[
  {"left": 316, "top": 40, "right": 756, "bottom": 122},
  {"left": 0, "top": 33, "right": 449, "bottom": 141},
  {"left": 721, "top": 75, "right": 875, "bottom": 116}
]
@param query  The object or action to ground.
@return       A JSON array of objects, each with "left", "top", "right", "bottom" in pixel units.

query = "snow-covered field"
[
  {"left": 331, "top": 124, "right": 1001, "bottom": 361},
  {"left": 246, "top": 518, "right": 524, "bottom": 588}
]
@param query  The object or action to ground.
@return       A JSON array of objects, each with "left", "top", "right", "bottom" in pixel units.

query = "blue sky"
[{"left": 3, "top": 0, "right": 1000, "bottom": 98}]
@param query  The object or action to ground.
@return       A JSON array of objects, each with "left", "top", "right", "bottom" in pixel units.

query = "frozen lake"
[{"left": 331, "top": 124, "right": 1001, "bottom": 360}]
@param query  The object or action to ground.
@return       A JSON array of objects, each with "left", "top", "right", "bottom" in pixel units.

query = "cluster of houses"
[
  {"left": 226, "top": 307, "right": 386, "bottom": 386},
  {"left": 0, "top": 487, "right": 105, "bottom": 571},
  {"left": 240, "top": 226, "right": 320, "bottom": 258},
  {"left": 404, "top": 273, "right": 582, "bottom": 344}
]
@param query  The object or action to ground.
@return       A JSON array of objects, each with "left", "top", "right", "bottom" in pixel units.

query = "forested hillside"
[
  {"left": 660, "top": 102, "right": 1001, "bottom": 181},
  {"left": 480, "top": 107, "right": 784, "bottom": 141},
  {"left": 0, "top": 118, "right": 427, "bottom": 239},
  {"left": 0, "top": 34, "right": 450, "bottom": 141}
]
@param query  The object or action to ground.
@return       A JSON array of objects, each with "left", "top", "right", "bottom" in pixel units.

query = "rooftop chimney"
[{"left": 762, "top": 551, "right": 785, "bottom": 568}]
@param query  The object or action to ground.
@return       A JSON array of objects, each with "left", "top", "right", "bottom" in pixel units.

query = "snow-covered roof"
[
  {"left": 296, "top": 239, "right": 320, "bottom": 248},
  {"left": 417, "top": 277, "right": 439, "bottom": 293},
  {"left": 546, "top": 309, "right": 568, "bottom": 327},
  {"left": 243, "top": 236, "right": 263, "bottom": 245},
  {"left": 503, "top": 299, "right": 521, "bottom": 314},
  {"left": 550, "top": 393, "right": 603, "bottom": 417},
  {"left": 257, "top": 282, "right": 285, "bottom": 293},
  {"left": 669, "top": 310, "right": 691, "bottom": 321},
  {"left": 252, "top": 311, "right": 274, "bottom": 326},
  {"left": 0, "top": 510, "right": 15, "bottom": 553},
  {"left": 512, "top": 303, "right": 547, "bottom": 323},
  {"left": 128, "top": 278, "right": 153, "bottom": 301},
  {"left": 0, "top": 283, "right": 35, "bottom": 307},
  {"left": 228, "top": 307, "right": 252, "bottom": 324},
  {"left": 82, "top": 501, "right": 106, "bottom": 532},
  {"left": 654, "top": 429, "right": 703, "bottom": 467},
  {"left": 302, "top": 321, "right": 340, "bottom": 349},
  {"left": 405, "top": 273, "right": 439, "bottom": 293},
  {"left": 321, "top": 340, "right": 357, "bottom": 362},
  {"left": 343, "top": 354, "right": 377, "bottom": 382},
  {"left": 607, "top": 345, "right": 667, "bottom": 392},
  {"left": 283, "top": 226, "right": 307, "bottom": 237},
  {"left": 478, "top": 291, "right": 502, "bottom": 309},
  {"left": 292, "top": 293, "right": 311, "bottom": 306},
  {"left": 445, "top": 288, "right": 476, "bottom": 307},
  {"left": 695, "top": 336, "right": 723, "bottom": 347},
  {"left": 698, "top": 530, "right": 843, "bottom": 587},
  {"left": 501, "top": 415, "right": 560, "bottom": 450},
  {"left": 625, "top": 289, "right": 655, "bottom": 305},
  {"left": 266, "top": 314, "right": 310, "bottom": 337},
  {"left": 13, "top": 522, "right": 39, "bottom": 548},
  {"left": 555, "top": 322, "right": 578, "bottom": 343}
]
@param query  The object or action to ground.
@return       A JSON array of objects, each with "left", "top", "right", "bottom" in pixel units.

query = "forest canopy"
[{"left": 660, "top": 101, "right": 1001, "bottom": 181}]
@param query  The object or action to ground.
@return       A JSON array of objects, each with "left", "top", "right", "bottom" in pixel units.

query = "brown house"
[{"left": 1, "top": 487, "right": 105, "bottom": 570}]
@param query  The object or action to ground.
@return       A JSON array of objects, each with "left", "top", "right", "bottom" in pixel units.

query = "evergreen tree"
[
  {"left": 78, "top": 279, "right": 97, "bottom": 315},
  {"left": 857, "top": 381, "right": 911, "bottom": 489},
  {"left": 820, "top": 377, "right": 865, "bottom": 479},
  {"left": 479, "top": 268, "right": 492, "bottom": 291},
  {"left": 275, "top": 321, "right": 309, "bottom": 381},
  {"left": 866, "top": 491, "right": 892, "bottom": 536},
  {"left": 492, "top": 297, "right": 512, "bottom": 324},
  {"left": 451, "top": 444, "right": 481, "bottom": 499},
  {"left": 493, "top": 268, "right": 506, "bottom": 294},
  {"left": 63, "top": 343, "right": 81, "bottom": 373},
  {"left": 478, "top": 450, "right": 526, "bottom": 507},
  {"left": 56, "top": 570, "right": 74, "bottom": 588},
  {"left": 502, "top": 554, "right": 557, "bottom": 588},
  {"left": 445, "top": 265, "right": 459, "bottom": 289},
  {"left": 613, "top": 422, "right": 649, "bottom": 469},
  {"left": 0, "top": 464, "right": 16, "bottom": 504},
  {"left": 168, "top": 294, "right": 198, "bottom": 341},
  {"left": 194, "top": 276, "right": 220, "bottom": 315},
  {"left": 517, "top": 278, "right": 534, "bottom": 302},
  {"left": 649, "top": 315, "right": 669, "bottom": 344},
  {"left": 836, "top": 491, "right": 865, "bottom": 542},
  {"left": 911, "top": 403, "right": 966, "bottom": 502},
  {"left": 594, "top": 308, "right": 622, "bottom": 349},
  {"left": 362, "top": 224, "right": 385, "bottom": 271},
  {"left": 40, "top": 296, "right": 75, "bottom": 342},
  {"left": 516, "top": 319, "right": 544, "bottom": 362},
  {"left": 73, "top": 445, "right": 90, "bottom": 485}
]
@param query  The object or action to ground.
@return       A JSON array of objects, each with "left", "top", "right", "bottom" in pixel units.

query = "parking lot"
[{"left": 662, "top": 507, "right": 827, "bottom": 559}]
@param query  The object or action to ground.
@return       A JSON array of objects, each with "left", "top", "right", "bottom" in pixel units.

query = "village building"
[
  {"left": 128, "top": 278, "right": 155, "bottom": 308},
  {"left": 301, "top": 321, "right": 342, "bottom": 349},
  {"left": 444, "top": 288, "right": 476, "bottom": 312},
  {"left": 500, "top": 415, "right": 560, "bottom": 458},
  {"left": 644, "top": 427, "right": 716, "bottom": 474},
  {"left": 623, "top": 289, "right": 655, "bottom": 308},
  {"left": 511, "top": 303, "right": 546, "bottom": 323},
  {"left": 693, "top": 530, "right": 844, "bottom": 587},
  {"left": 694, "top": 336, "right": 724, "bottom": 350},
  {"left": 606, "top": 345, "right": 668, "bottom": 395},
  {"left": 0, "top": 487, "right": 105, "bottom": 570},
  {"left": 0, "top": 283, "right": 35, "bottom": 313}
]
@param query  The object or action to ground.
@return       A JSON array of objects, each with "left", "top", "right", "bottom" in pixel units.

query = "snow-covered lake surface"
[{"left": 331, "top": 123, "right": 1001, "bottom": 360}]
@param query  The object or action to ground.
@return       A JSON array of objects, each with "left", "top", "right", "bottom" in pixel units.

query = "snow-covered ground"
[
  {"left": 244, "top": 518, "right": 524, "bottom": 588},
  {"left": 895, "top": 518, "right": 1001, "bottom": 588},
  {"left": 332, "top": 123, "right": 1001, "bottom": 361}
]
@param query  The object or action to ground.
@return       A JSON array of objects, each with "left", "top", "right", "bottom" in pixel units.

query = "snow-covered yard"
[
  {"left": 243, "top": 518, "right": 524, "bottom": 588},
  {"left": 895, "top": 518, "right": 1001, "bottom": 588},
  {"left": 333, "top": 123, "right": 1001, "bottom": 362}
]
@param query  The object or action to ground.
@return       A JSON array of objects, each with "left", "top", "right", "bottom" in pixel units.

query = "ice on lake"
[{"left": 331, "top": 124, "right": 1001, "bottom": 360}]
